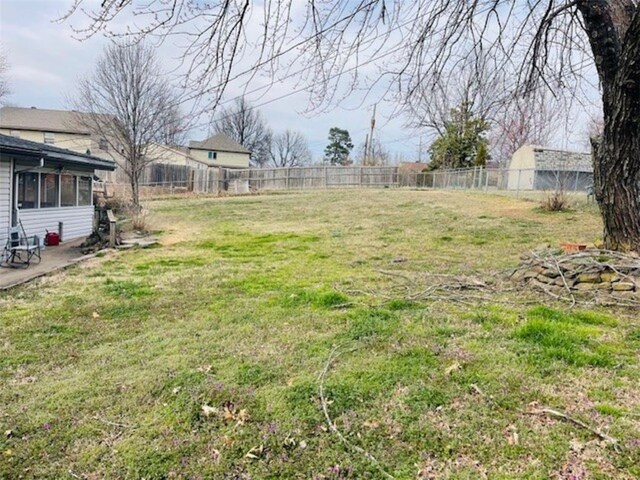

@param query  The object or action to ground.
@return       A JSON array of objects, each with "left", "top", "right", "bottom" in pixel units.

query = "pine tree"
[
  {"left": 428, "top": 102, "right": 490, "bottom": 170},
  {"left": 323, "top": 127, "right": 354, "bottom": 165}
]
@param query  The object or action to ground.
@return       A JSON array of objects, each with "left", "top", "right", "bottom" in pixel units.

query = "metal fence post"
[{"left": 516, "top": 169, "right": 522, "bottom": 198}]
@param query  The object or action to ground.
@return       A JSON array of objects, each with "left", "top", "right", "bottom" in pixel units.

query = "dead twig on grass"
[
  {"left": 318, "top": 344, "right": 396, "bottom": 480},
  {"left": 526, "top": 406, "right": 618, "bottom": 447},
  {"left": 552, "top": 255, "right": 576, "bottom": 308},
  {"left": 376, "top": 269, "right": 417, "bottom": 287},
  {"left": 92, "top": 416, "right": 134, "bottom": 429}
]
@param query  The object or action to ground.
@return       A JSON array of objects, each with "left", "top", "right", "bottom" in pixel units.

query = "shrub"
[{"left": 540, "top": 188, "right": 571, "bottom": 211}]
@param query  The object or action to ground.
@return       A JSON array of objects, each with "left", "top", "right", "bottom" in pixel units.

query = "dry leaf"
[
  {"left": 505, "top": 425, "right": 519, "bottom": 445},
  {"left": 222, "top": 407, "right": 236, "bottom": 422},
  {"left": 445, "top": 362, "right": 461, "bottom": 376},
  {"left": 92, "top": 312, "right": 100, "bottom": 319},
  {"left": 172, "top": 387, "right": 181, "bottom": 394},
  {"left": 236, "top": 409, "right": 250, "bottom": 425},
  {"left": 244, "top": 444, "right": 264, "bottom": 459},
  {"left": 4, "top": 430, "right": 12, "bottom": 438},
  {"left": 201, "top": 405, "right": 218, "bottom": 417}
]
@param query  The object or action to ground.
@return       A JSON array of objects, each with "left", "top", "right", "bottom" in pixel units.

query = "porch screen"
[
  {"left": 78, "top": 176, "right": 92, "bottom": 206},
  {"left": 61, "top": 174, "right": 77, "bottom": 207},
  {"left": 40, "top": 173, "right": 59, "bottom": 208},
  {"left": 17, "top": 172, "right": 38, "bottom": 209}
]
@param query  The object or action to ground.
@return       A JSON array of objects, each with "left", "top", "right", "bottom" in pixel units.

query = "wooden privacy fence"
[
  {"left": 104, "top": 164, "right": 594, "bottom": 198},
  {"left": 222, "top": 166, "right": 400, "bottom": 191}
]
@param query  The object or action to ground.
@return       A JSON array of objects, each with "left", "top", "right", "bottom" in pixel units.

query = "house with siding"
[
  {"left": 0, "top": 133, "right": 116, "bottom": 248},
  {"left": 188, "top": 133, "right": 251, "bottom": 168},
  {"left": 507, "top": 145, "right": 593, "bottom": 191},
  {"left": 0, "top": 106, "right": 123, "bottom": 182},
  {"left": 145, "top": 143, "right": 209, "bottom": 170}
]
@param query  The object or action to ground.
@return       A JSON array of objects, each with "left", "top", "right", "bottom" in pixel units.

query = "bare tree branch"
[
  {"left": 213, "top": 97, "right": 272, "bottom": 167},
  {"left": 71, "top": 41, "right": 186, "bottom": 209},
  {"left": 269, "top": 129, "right": 311, "bottom": 167}
]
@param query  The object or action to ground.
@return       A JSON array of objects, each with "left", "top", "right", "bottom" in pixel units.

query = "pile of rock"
[{"left": 509, "top": 248, "right": 640, "bottom": 300}]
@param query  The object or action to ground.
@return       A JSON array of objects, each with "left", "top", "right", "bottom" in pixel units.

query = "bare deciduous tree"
[
  {"left": 357, "top": 138, "right": 390, "bottom": 166},
  {"left": 62, "top": 1, "right": 640, "bottom": 251},
  {"left": 269, "top": 130, "right": 311, "bottom": 167},
  {"left": 490, "top": 91, "right": 565, "bottom": 167},
  {"left": 214, "top": 98, "right": 272, "bottom": 167},
  {"left": 73, "top": 41, "right": 185, "bottom": 210}
]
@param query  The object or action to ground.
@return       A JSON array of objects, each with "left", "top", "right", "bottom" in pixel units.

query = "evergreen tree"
[
  {"left": 323, "top": 127, "right": 353, "bottom": 165},
  {"left": 428, "top": 102, "right": 490, "bottom": 170}
]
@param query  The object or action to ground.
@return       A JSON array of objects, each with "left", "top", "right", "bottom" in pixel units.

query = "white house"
[
  {"left": 188, "top": 133, "right": 251, "bottom": 168},
  {"left": 0, "top": 133, "right": 116, "bottom": 247},
  {"left": 507, "top": 145, "right": 593, "bottom": 191}
]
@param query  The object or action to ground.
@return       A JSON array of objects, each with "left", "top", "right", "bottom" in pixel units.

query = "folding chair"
[{"left": 1, "top": 223, "right": 41, "bottom": 268}]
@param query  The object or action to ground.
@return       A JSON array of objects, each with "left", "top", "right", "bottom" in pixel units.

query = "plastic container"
[{"left": 45, "top": 231, "right": 60, "bottom": 246}]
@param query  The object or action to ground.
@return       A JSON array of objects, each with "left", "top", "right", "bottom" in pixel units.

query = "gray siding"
[
  {"left": 0, "top": 158, "right": 10, "bottom": 246},
  {"left": 534, "top": 149, "right": 592, "bottom": 172},
  {"left": 19, "top": 206, "right": 94, "bottom": 245}
]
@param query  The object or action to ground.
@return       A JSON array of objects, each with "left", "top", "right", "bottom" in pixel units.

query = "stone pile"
[{"left": 510, "top": 248, "right": 640, "bottom": 300}]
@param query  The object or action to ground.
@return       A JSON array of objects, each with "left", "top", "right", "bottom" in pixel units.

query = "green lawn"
[{"left": 1, "top": 189, "right": 638, "bottom": 479}]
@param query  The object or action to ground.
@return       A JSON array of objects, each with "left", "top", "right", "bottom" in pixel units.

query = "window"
[
  {"left": 17, "top": 172, "right": 38, "bottom": 209},
  {"left": 44, "top": 132, "right": 55, "bottom": 144},
  {"left": 99, "top": 138, "right": 109, "bottom": 151},
  {"left": 40, "top": 173, "right": 59, "bottom": 208},
  {"left": 78, "top": 176, "right": 92, "bottom": 206},
  {"left": 60, "top": 174, "right": 77, "bottom": 207},
  {"left": 208, "top": 151, "right": 217, "bottom": 160}
]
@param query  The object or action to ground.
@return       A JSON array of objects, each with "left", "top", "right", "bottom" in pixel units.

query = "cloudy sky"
[{"left": 0, "top": 0, "right": 426, "bottom": 162}]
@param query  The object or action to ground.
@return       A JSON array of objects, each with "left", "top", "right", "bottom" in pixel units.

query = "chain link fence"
[{"left": 99, "top": 164, "right": 594, "bottom": 201}]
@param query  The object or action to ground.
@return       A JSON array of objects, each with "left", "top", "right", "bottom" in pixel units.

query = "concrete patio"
[{"left": 0, "top": 238, "right": 90, "bottom": 290}]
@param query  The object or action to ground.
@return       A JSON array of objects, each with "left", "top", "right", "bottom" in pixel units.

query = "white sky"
[
  {"left": 0, "top": 0, "right": 425, "bottom": 162},
  {"left": 0, "top": 1, "right": 599, "bottom": 161}
]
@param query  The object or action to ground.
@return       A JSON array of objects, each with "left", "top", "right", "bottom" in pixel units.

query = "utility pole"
[
  {"left": 368, "top": 103, "right": 376, "bottom": 166},
  {"left": 363, "top": 133, "right": 369, "bottom": 166},
  {"left": 418, "top": 135, "right": 422, "bottom": 163}
]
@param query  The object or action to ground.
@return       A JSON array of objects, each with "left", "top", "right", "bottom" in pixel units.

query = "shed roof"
[
  {"left": 189, "top": 133, "right": 251, "bottom": 154},
  {"left": 0, "top": 133, "right": 117, "bottom": 171}
]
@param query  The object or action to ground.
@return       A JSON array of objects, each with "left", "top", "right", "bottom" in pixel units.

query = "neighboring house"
[
  {"left": 0, "top": 133, "right": 116, "bottom": 247},
  {"left": 507, "top": 145, "right": 593, "bottom": 191},
  {"left": 145, "top": 143, "right": 209, "bottom": 170},
  {"left": 0, "top": 106, "right": 123, "bottom": 181},
  {"left": 189, "top": 133, "right": 251, "bottom": 169}
]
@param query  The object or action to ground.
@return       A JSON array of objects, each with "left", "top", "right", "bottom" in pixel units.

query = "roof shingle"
[
  {"left": 0, "top": 106, "right": 95, "bottom": 135},
  {"left": 189, "top": 133, "right": 251, "bottom": 154}
]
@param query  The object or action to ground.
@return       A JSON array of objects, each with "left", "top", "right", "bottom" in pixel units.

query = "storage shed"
[{"left": 507, "top": 145, "right": 593, "bottom": 191}]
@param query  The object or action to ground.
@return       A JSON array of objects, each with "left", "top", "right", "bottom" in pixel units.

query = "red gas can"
[{"left": 45, "top": 231, "right": 60, "bottom": 246}]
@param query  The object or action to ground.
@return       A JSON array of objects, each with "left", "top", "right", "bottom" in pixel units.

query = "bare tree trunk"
[
  {"left": 582, "top": 3, "right": 640, "bottom": 252},
  {"left": 594, "top": 140, "right": 640, "bottom": 252},
  {"left": 593, "top": 116, "right": 640, "bottom": 252},
  {"left": 130, "top": 173, "right": 141, "bottom": 212}
]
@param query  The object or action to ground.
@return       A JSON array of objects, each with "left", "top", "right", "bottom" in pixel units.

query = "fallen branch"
[
  {"left": 526, "top": 407, "right": 618, "bottom": 446},
  {"left": 92, "top": 416, "right": 134, "bottom": 429},
  {"left": 318, "top": 344, "right": 396, "bottom": 480}
]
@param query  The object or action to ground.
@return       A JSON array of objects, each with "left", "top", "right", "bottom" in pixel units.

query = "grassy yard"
[{"left": 1, "top": 189, "right": 638, "bottom": 479}]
